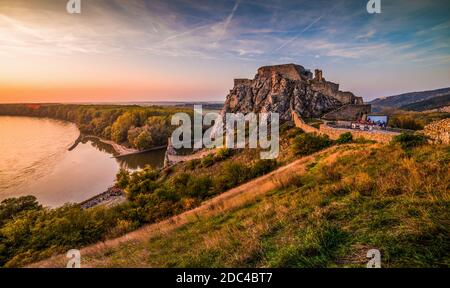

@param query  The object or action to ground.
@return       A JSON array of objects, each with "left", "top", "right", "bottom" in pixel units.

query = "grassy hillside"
[
  {"left": 32, "top": 142, "right": 450, "bottom": 268},
  {"left": 0, "top": 124, "right": 303, "bottom": 267}
]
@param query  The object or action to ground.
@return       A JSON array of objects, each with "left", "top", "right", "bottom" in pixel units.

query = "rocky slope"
[
  {"left": 424, "top": 118, "right": 450, "bottom": 144},
  {"left": 221, "top": 64, "right": 365, "bottom": 121}
]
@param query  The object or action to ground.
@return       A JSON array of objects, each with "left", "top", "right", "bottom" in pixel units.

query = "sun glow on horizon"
[{"left": 0, "top": 0, "right": 449, "bottom": 103}]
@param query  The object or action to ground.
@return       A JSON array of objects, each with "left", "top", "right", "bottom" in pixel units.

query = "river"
[{"left": 0, "top": 116, "right": 166, "bottom": 207}]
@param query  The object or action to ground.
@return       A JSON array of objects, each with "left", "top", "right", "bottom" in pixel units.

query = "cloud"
[
  {"left": 356, "top": 29, "right": 376, "bottom": 40},
  {"left": 272, "top": 13, "right": 325, "bottom": 52},
  {"left": 1, "top": 0, "right": 449, "bottom": 101},
  {"left": 216, "top": 0, "right": 240, "bottom": 42}
]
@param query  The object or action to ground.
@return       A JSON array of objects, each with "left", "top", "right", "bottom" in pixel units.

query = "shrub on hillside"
[
  {"left": 0, "top": 196, "right": 42, "bottom": 226},
  {"left": 185, "top": 176, "right": 213, "bottom": 198},
  {"left": 215, "top": 148, "right": 233, "bottom": 161},
  {"left": 291, "top": 133, "right": 332, "bottom": 156},
  {"left": 201, "top": 154, "right": 215, "bottom": 168},
  {"left": 336, "top": 132, "right": 353, "bottom": 144},
  {"left": 214, "top": 162, "right": 250, "bottom": 192},
  {"left": 116, "top": 169, "right": 130, "bottom": 189},
  {"left": 392, "top": 133, "right": 428, "bottom": 150},
  {"left": 285, "top": 127, "right": 304, "bottom": 139},
  {"left": 186, "top": 159, "right": 201, "bottom": 170},
  {"left": 280, "top": 122, "right": 294, "bottom": 134},
  {"left": 389, "top": 115, "right": 423, "bottom": 130},
  {"left": 250, "top": 159, "right": 278, "bottom": 178}
]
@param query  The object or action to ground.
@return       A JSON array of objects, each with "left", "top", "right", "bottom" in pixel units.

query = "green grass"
[{"left": 82, "top": 143, "right": 449, "bottom": 268}]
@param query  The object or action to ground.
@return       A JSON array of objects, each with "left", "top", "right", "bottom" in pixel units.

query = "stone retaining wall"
[
  {"left": 424, "top": 118, "right": 450, "bottom": 144},
  {"left": 292, "top": 112, "right": 398, "bottom": 143}
]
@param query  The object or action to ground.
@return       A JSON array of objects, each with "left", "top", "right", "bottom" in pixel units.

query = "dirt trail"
[{"left": 30, "top": 145, "right": 355, "bottom": 268}]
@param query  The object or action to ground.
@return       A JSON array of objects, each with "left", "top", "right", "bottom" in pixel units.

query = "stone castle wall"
[
  {"left": 257, "top": 64, "right": 312, "bottom": 81},
  {"left": 322, "top": 104, "right": 372, "bottom": 121},
  {"left": 310, "top": 79, "right": 360, "bottom": 105},
  {"left": 292, "top": 112, "right": 398, "bottom": 143}
]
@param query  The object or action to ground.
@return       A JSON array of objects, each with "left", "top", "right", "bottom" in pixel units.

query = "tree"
[
  {"left": 127, "top": 126, "right": 143, "bottom": 147},
  {"left": 116, "top": 169, "right": 131, "bottom": 189},
  {"left": 0, "top": 196, "right": 41, "bottom": 226},
  {"left": 146, "top": 116, "right": 170, "bottom": 146},
  {"left": 291, "top": 133, "right": 332, "bottom": 156},
  {"left": 111, "top": 112, "right": 134, "bottom": 143},
  {"left": 134, "top": 130, "right": 152, "bottom": 150}
]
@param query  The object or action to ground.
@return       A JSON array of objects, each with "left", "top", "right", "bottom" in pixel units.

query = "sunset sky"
[{"left": 0, "top": 0, "right": 449, "bottom": 103}]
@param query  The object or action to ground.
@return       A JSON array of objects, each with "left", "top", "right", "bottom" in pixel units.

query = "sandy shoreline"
[
  {"left": 69, "top": 135, "right": 139, "bottom": 156},
  {"left": 84, "top": 135, "right": 139, "bottom": 156}
]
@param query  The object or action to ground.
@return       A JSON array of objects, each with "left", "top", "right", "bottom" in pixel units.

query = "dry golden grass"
[
  {"left": 30, "top": 144, "right": 357, "bottom": 268},
  {"left": 30, "top": 143, "right": 449, "bottom": 268}
]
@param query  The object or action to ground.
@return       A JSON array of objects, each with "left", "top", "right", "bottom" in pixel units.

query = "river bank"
[
  {"left": 73, "top": 135, "right": 167, "bottom": 158},
  {"left": 82, "top": 135, "right": 138, "bottom": 156},
  {"left": 0, "top": 115, "right": 166, "bottom": 207},
  {"left": 79, "top": 186, "right": 126, "bottom": 209}
]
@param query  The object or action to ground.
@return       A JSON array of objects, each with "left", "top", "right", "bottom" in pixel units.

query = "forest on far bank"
[{"left": 0, "top": 104, "right": 192, "bottom": 150}]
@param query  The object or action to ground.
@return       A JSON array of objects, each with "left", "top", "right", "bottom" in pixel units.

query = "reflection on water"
[
  {"left": 118, "top": 150, "right": 166, "bottom": 171},
  {"left": 85, "top": 136, "right": 166, "bottom": 171},
  {"left": 0, "top": 116, "right": 166, "bottom": 207}
]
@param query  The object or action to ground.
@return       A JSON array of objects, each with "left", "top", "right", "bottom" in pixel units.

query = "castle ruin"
[{"left": 223, "top": 64, "right": 371, "bottom": 122}]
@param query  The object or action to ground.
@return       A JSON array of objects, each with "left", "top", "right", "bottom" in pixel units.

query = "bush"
[
  {"left": 186, "top": 159, "right": 201, "bottom": 170},
  {"left": 201, "top": 154, "right": 215, "bottom": 167},
  {"left": 280, "top": 122, "right": 294, "bottom": 134},
  {"left": 115, "top": 169, "right": 130, "bottom": 189},
  {"left": 186, "top": 176, "right": 213, "bottom": 199},
  {"left": 250, "top": 159, "right": 278, "bottom": 178},
  {"left": 392, "top": 133, "right": 428, "bottom": 150},
  {"left": 336, "top": 132, "right": 353, "bottom": 144},
  {"left": 214, "top": 162, "right": 250, "bottom": 192},
  {"left": 0, "top": 196, "right": 42, "bottom": 226},
  {"left": 389, "top": 115, "right": 423, "bottom": 130},
  {"left": 285, "top": 127, "right": 304, "bottom": 139},
  {"left": 215, "top": 148, "right": 233, "bottom": 161},
  {"left": 291, "top": 133, "right": 332, "bottom": 156}
]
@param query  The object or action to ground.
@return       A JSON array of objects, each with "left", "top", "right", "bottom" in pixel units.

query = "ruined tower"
[{"left": 314, "top": 69, "right": 324, "bottom": 82}]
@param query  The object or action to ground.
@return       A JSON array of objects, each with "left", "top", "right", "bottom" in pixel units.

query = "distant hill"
[
  {"left": 370, "top": 87, "right": 450, "bottom": 112},
  {"left": 400, "top": 93, "right": 450, "bottom": 111}
]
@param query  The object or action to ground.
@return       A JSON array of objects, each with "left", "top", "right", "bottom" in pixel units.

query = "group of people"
[{"left": 352, "top": 118, "right": 387, "bottom": 131}]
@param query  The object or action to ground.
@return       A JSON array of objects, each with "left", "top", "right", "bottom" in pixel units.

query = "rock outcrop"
[
  {"left": 221, "top": 64, "right": 369, "bottom": 121},
  {"left": 424, "top": 118, "right": 450, "bottom": 144}
]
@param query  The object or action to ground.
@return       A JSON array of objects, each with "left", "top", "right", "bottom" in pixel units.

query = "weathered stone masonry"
[{"left": 292, "top": 111, "right": 399, "bottom": 143}]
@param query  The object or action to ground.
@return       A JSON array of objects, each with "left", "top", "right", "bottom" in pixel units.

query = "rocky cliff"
[{"left": 221, "top": 64, "right": 366, "bottom": 121}]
